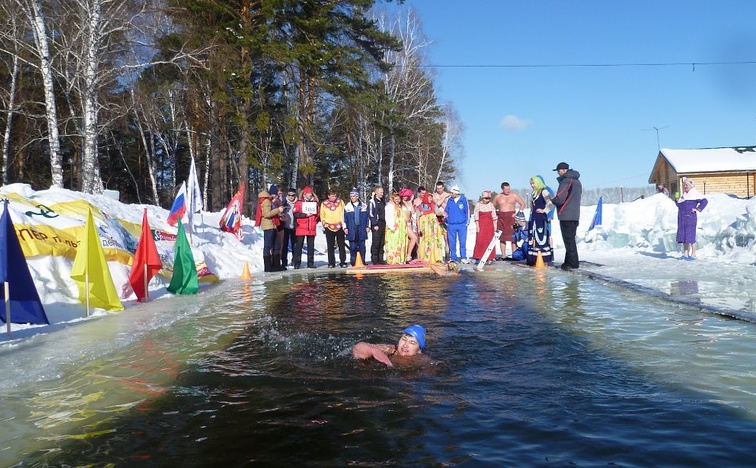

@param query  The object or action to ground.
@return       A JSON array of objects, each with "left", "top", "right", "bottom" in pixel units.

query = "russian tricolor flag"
[{"left": 167, "top": 182, "right": 187, "bottom": 227}]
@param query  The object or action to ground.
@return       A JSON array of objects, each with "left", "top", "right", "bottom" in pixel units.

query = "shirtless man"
[
  {"left": 493, "top": 182, "right": 526, "bottom": 259},
  {"left": 433, "top": 181, "right": 451, "bottom": 260},
  {"left": 352, "top": 325, "right": 428, "bottom": 367}
]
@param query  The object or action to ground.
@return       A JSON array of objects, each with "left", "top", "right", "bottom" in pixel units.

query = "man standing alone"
[
  {"left": 368, "top": 185, "right": 387, "bottom": 265},
  {"left": 551, "top": 162, "right": 582, "bottom": 270}
]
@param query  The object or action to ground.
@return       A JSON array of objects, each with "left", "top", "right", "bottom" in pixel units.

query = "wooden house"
[{"left": 648, "top": 147, "right": 756, "bottom": 198}]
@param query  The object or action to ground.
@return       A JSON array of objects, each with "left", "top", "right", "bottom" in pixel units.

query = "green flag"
[{"left": 167, "top": 221, "right": 199, "bottom": 295}]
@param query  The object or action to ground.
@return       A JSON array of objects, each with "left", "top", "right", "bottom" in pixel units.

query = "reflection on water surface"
[{"left": 4, "top": 269, "right": 756, "bottom": 467}]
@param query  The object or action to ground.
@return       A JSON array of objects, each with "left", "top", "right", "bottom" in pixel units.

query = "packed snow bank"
[{"left": 576, "top": 193, "right": 756, "bottom": 264}]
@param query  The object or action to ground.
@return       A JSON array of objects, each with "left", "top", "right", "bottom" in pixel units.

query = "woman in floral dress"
[
  {"left": 416, "top": 191, "right": 445, "bottom": 263},
  {"left": 384, "top": 192, "right": 409, "bottom": 264},
  {"left": 400, "top": 188, "right": 418, "bottom": 261}
]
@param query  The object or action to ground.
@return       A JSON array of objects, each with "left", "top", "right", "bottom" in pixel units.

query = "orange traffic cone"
[
  {"left": 353, "top": 251, "right": 366, "bottom": 269},
  {"left": 241, "top": 261, "right": 252, "bottom": 279},
  {"left": 534, "top": 251, "right": 546, "bottom": 269}
]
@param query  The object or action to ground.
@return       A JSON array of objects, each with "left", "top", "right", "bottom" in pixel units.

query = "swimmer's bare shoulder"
[
  {"left": 390, "top": 353, "right": 432, "bottom": 366},
  {"left": 389, "top": 353, "right": 438, "bottom": 375}
]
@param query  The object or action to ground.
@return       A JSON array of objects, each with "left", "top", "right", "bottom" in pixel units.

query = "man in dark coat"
[
  {"left": 551, "top": 162, "right": 582, "bottom": 270},
  {"left": 368, "top": 185, "right": 387, "bottom": 265}
]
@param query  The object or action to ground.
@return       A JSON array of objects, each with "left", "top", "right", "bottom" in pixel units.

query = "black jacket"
[
  {"left": 368, "top": 194, "right": 386, "bottom": 228},
  {"left": 552, "top": 169, "right": 582, "bottom": 221}
]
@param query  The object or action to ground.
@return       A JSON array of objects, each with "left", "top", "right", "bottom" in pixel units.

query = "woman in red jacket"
[{"left": 292, "top": 186, "right": 320, "bottom": 269}]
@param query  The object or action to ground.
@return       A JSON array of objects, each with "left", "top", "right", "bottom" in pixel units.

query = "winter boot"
[
  {"left": 273, "top": 254, "right": 285, "bottom": 271},
  {"left": 263, "top": 255, "right": 272, "bottom": 273}
]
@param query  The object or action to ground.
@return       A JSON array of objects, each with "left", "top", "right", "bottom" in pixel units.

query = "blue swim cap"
[{"left": 403, "top": 324, "right": 426, "bottom": 350}]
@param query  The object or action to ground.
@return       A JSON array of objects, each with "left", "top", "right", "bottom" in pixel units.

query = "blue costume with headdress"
[{"left": 527, "top": 175, "right": 553, "bottom": 265}]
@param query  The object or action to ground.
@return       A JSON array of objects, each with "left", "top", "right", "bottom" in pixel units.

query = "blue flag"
[
  {"left": 588, "top": 196, "right": 603, "bottom": 232},
  {"left": 0, "top": 200, "right": 49, "bottom": 324}
]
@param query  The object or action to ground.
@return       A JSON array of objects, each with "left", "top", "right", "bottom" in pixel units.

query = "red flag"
[
  {"left": 129, "top": 209, "right": 163, "bottom": 302},
  {"left": 219, "top": 182, "right": 245, "bottom": 238}
]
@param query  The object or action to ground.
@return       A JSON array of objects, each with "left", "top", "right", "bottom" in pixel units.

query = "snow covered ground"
[{"left": 2, "top": 183, "right": 756, "bottom": 343}]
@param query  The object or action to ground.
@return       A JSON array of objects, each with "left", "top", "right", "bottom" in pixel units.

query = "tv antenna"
[{"left": 642, "top": 125, "right": 669, "bottom": 151}]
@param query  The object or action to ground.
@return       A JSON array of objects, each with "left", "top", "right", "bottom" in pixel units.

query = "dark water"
[{"left": 12, "top": 270, "right": 756, "bottom": 467}]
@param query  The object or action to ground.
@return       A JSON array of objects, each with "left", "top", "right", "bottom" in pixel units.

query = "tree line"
[{"left": 0, "top": 0, "right": 461, "bottom": 215}]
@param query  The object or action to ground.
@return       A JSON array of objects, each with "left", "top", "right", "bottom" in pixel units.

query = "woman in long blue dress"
[
  {"left": 676, "top": 178, "right": 708, "bottom": 260},
  {"left": 527, "top": 175, "right": 554, "bottom": 266}
]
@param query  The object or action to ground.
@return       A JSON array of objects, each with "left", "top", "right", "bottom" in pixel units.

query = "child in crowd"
[{"left": 510, "top": 211, "right": 529, "bottom": 262}]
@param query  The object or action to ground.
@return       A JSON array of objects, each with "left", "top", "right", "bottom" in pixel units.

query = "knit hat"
[
  {"left": 515, "top": 211, "right": 526, "bottom": 222},
  {"left": 481, "top": 190, "right": 491, "bottom": 198},
  {"left": 268, "top": 184, "right": 279, "bottom": 195},
  {"left": 350, "top": 187, "right": 359, "bottom": 197},
  {"left": 302, "top": 186, "right": 313, "bottom": 195},
  {"left": 403, "top": 324, "right": 426, "bottom": 350},
  {"left": 451, "top": 185, "right": 460, "bottom": 194}
]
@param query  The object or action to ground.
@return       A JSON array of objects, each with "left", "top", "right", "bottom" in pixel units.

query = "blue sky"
[{"left": 392, "top": 0, "right": 756, "bottom": 196}]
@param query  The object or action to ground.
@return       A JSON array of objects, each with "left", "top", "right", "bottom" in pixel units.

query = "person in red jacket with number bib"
[{"left": 292, "top": 186, "right": 320, "bottom": 269}]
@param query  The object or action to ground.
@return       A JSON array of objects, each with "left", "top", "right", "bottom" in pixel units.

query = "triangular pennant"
[
  {"left": 0, "top": 200, "right": 49, "bottom": 324},
  {"left": 70, "top": 208, "right": 124, "bottom": 311},
  {"left": 166, "top": 221, "right": 198, "bottom": 295},
  {"left": 128, "top": 209, "right": 162, "bottom": 302}
]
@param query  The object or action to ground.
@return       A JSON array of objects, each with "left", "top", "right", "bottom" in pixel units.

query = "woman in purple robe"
[{"left": 676, "top": 178, "right": 708, "bottom": 260}]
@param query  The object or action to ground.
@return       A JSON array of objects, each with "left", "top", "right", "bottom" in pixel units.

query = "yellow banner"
[{"left": 2, "top": 193, "right": 218, "bottom": 283}]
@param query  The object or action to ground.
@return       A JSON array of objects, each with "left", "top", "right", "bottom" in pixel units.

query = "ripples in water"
[{"left": 5, "top": 269, "right": 756, "bottom": 467}]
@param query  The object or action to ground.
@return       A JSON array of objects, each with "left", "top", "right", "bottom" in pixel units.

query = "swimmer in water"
[
  {"left": 429, "top": 261, "right": 459, "bottom": 276},
  {"left": 352, "top": 324, "right": 428, "bottom": 367}
]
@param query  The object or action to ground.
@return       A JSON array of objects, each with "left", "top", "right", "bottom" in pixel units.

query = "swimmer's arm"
[
  {"left": 428, "top": 264, "right": 447, "bottom": 276},
  {"left": 352, "top": 342, "right": 394, "bottom": 367}
]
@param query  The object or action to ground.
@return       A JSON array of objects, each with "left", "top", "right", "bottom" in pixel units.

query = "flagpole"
[
  {"left": 143, "top": 263, "right": 148, "bottom": 302},
  {"left": 85, "top": 272, "right": 90, "bottom": 317},
  {"left": 5, "top": 282, "right": 10, "bottom": 336}
]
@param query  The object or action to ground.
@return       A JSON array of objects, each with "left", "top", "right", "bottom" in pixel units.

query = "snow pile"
[{"left": 578, "top": 193, "right": 756, "bottom": 264}]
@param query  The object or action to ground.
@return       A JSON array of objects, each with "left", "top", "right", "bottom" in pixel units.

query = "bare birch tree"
[
  {"left": 0, "top": 13, "right": 22, "bottom": 185},
  {"left": 54, "top": 0, "right": 150, "bottom": 193},
  {"left": 377, "top": 9, "right": 442, "bottom": 190},
  {"left": 4, "top": 0, "right": 65, "bottom": 187},
  {"left": 436, "top": 103, "right": 463, "bottom": 185}
]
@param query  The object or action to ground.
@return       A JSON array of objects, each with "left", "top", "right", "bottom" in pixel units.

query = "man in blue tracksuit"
[
  {"left": 344, "top": 188, "right": 370, "bottom": 266},
  {"left": 445, "top": 185, "right": 470, "bottom": 263}
]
